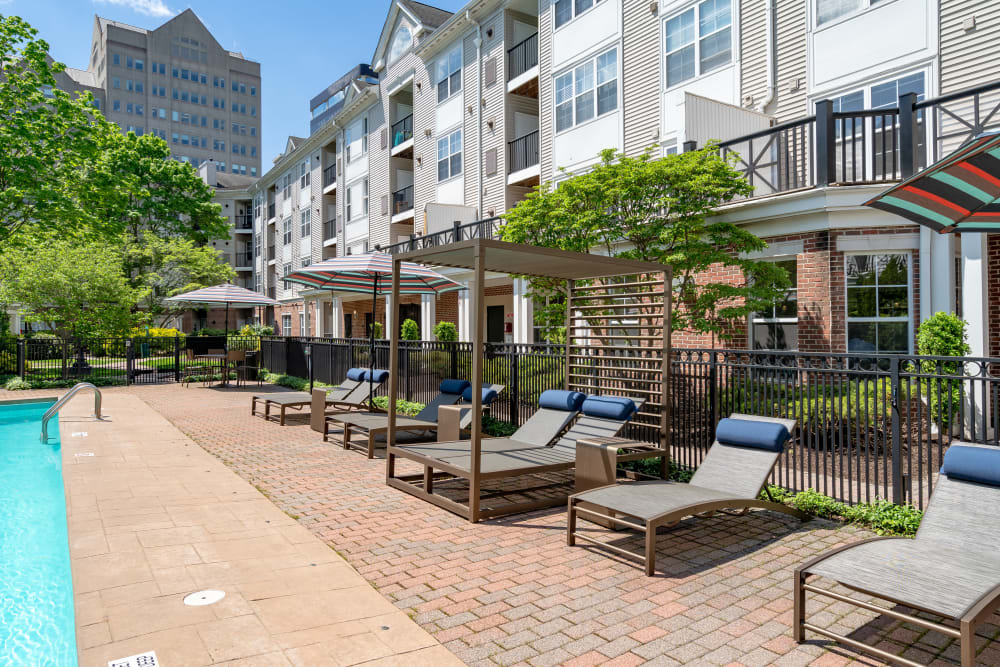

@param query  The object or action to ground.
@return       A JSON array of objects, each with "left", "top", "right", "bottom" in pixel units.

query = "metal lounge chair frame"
[
  {"left": 567, "top": 414, "right": 807, "bottom": 576},
  {"left": 251, "top": 372, "right": 384, "bottom": 425},
  {"left": 794, "top": 442, "right": 1000, "bottom": 667}
]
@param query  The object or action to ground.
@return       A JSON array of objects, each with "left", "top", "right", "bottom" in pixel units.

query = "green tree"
[
  {"left": 0, "top": 239, "right": 147, "bottom": 339},
  {"left": 433, "top": 321, "right": 458, "bottom": 342},
  {"left": 501, "top": 147, "right": 791, "bottom": 340},
  {"left": 125, "top": 236, "right": 235, "bottom": 326},
  {"left": 0, "top": 16, "right": 117, "bottom": 247}
]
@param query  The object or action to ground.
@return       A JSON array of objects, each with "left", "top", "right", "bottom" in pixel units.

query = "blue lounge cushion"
[
  {"left": 715, "top": 418, "right": 790, "bottom": 453},
  {"left": 581, "top": 396, "right": 637, "bottom": 421},
  {"left": 365, "top": 369, "right": 390, "bottom": 383},
  {"left": 538, "top": 389, "right": 587, "bottom": 412},
  {"left": 463, "top": 386, "right": 499, "bottom": 405},
  {"left": 940, "top": 445, "right": 1000, "bottom": 487},
  {"left": 440, "top": 379, "right": 472, "bottom": 395},
  {"left": 346, "top": 368, "right": 366, "bottom": 382}
]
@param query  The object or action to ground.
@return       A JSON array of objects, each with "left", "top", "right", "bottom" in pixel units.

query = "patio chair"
[
  {"left": 252, "top": 368, "right": 388, "bottom": 425},
  {"left": 567, "top": 414, "right": 807, "bottom": 575},
  {"left": 235, "top": 350, "right": 261, "bottom": 387},
  {"left": 326, "top": 381, "right": 505, "bottom": 459},
  {"left": 181, "top": 348, "right": 211, "bottom": 387},
  {"left": 794, "top": 442, "right": 1000, "bottom": 667}
]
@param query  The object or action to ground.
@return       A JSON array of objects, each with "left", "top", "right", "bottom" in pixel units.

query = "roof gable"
[{"left": 371, "top": 0, "right": 451, "bottom": 71}]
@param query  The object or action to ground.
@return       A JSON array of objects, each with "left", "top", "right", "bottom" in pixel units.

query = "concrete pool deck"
[{"left": 58, "top": 391, "right": 462, "bottom": 666}]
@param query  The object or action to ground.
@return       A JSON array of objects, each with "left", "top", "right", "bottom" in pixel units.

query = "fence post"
[
  {"left": 889, "top": 356, "right": 904, "bottom": 505},
  {"left": 403, "top": 343, "right": 411, "bottom": 401},
  {"left": 126, "top": 338, "right": 134, "bottom": 385},
  {"left": 450, "top": 341, "right": 458, "bottom": 380},
  {"left": 61, "top": 340, "right": 68, "bottom": 380},
  {"left": 898, "top": 92, "right": 918, "bottom": 179},
  {"left": 510, "top": 348, "right": 520, "bottom": 426},
  {"left": 17, "top": 338, "right": 25, "bottom": 377},
  {"left": 815, "top": 99, "right": 836, "bottom": 186},
  {"left": 709, "top": 352, "right": 719, "bottom": 429},
  {"left": 174, "top": 336, "right": 181, "bottom": 382}
]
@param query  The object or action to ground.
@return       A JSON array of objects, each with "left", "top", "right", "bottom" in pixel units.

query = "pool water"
[{"left": 0, "top": 400, "right": 77, "bottom": 666}]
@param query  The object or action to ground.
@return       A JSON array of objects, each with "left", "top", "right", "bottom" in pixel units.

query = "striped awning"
[
  {"left": 283, "top": 253, "right": 464, "bottom": 295},
  {"left": 865, "top": 132, "right": 1000, "bottom": 233},
  {"left": 164, "top": 283, "right": 277, "bottom": 307}
]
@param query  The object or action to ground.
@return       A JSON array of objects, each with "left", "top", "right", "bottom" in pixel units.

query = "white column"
[
  {"left": 384, "top": 294, "right": 393, "bottom": 339},
  {"left": 303, "top": 299, "right": 312, "bottom": 336},
  {"left": 961, "top": 233, "right": 990, "bottom": 438},
  {"left": 512, "top": 278, "right": 534, "bottom": 344},
  {"left": 920, "top": 227, "right": 956, "bottom": 322},
  {"left": 457, "top": 282, "right": 472, "bottom": 342},
  {"left": 420, "top": 294, "right": 436, "bottom": 340},
  {"left": 330, "top": 297, "right": 343, "bottom": 338}
]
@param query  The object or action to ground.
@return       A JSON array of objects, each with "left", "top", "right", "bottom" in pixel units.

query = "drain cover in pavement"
[
  {"left": 184, "top": 589, "right": 226, "bottom": 606},
  {"left": 108, "top": 650, "right": 158, "bottom": 667}
]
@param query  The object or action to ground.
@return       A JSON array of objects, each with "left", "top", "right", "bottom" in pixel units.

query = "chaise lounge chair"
[
  {"left": 251, "top": 368, "right": 387, "bottom": 425},
  {"left": 567, "top": 414, "right": 807, "bottom": 575},
  {"left": 794, "top": 442, "right": 1000, "bottom": 667}
]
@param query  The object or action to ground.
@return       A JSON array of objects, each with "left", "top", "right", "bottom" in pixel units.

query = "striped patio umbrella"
[
  {"left": 865, "top": 131, "right": 1000, "bottom": 233},
  {"left": 164, "top": 283, "right": 277, "bottom": 338},
  {"left": 284, "top": 253, "right": 464, "bottom": 403}
]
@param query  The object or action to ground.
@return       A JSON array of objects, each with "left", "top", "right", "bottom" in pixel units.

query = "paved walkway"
[{"left": 54, "top": 390, "right": 460, "bottom": 667}]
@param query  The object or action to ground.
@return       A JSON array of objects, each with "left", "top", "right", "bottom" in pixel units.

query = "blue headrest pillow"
[
  {"left": 940, "top": 445, "right": 1000, "bottom": 487},
  {"left": 464, "top": 386, "right": 499, "bottom": 405},
  {"left": 365, "top": 369, "right": 390, "bottom": 383},
  {"left": 346, "top": 368, "right": 366, "bottom": 382},
  {"left": 715, "top": 418, "right": 790, "bottom": 453},
  {"left": 440, "top": 379, "right": 472, "bottom": 395},
  {"left": 581, "top": 396, "right": 637, "bottom": 421},
  {"left": 538, "top": 389, "right": 587, "bottom": 412}
]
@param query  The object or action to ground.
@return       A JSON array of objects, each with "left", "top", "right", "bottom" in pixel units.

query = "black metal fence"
[
  {"left": 508, "top": 130, "right": 539, "bottom": 173},
  {"left": 262, "top": 338, "right": 1000, "bottom": 510},
  {"left": 508, "top": 32, "right": 538, "bottom": 81}
]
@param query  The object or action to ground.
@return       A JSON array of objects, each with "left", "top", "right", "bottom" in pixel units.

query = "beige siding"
[
  {"left": 940, "top": 0, "right": 1000, "bottom": 93},
  {"left": 622, "top": 0, "right": 661, "bottom": 156},
  {"left": 538, "top": 0, "right": 555, "bottom": 182},
  {"left": 480, "top": 8, "right": 509, "bottom": 218},
  {"left": 462, "top": 32, "right": 481, "bottom": 210},
  {"left": 413, "top": 41, "right": 443, "bottom": 234},
  {"left": 739, "top": 0, "right": 768, "bottom": 111},
  {"left": 739, "top": 0, "right": 807, "bottom": 123}
]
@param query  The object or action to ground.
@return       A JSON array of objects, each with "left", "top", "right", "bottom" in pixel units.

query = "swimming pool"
[{"left": 0, "top": 399, "right": 77, "bottom": 666}]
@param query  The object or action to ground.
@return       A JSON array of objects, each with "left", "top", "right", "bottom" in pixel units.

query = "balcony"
[
  {"left": 390, "top": 115, "right": 413, "bottom": 156},
  {"left": 507, "top": 33, "right": 538, "bottom": 97},
  {"left": 507, "top": 130, "right": 540, "bottom": 185},
  {"left": 267, "top": 246, "right": 276, "bottom": 262},
  {"left": 323, "top": 164, "right": 336, "bottom": 192},
  {"left": 267, "top": 202, "right": 275, "bottom": 220},
  {"left": 234, "top": 214, "right": 253, "bottom": 231},
  {"left": 391, "top": 185, "right": 414, "bottom": 221},
  {"left": 378, "top": 216, "right": 503, "bottom": 255},
  {"left": 266, "top": 287, "right": 276, "bottom": 300},
  {"left": 323, "top": 218, "right": 337, "bottom": 247},
  {"left": 234, "top": 250, "right": 253, "bottom": 268}
]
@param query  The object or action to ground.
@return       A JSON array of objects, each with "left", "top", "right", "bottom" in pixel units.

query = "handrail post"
[
  {"left": 815, "top": 99, "right": 836, "bottom": 186},
  {"left": 889, "top": 356, "right": 904, "bottom": 505},
  {"left": 898, "top": 92, "right": 918, "bottom": 179}
]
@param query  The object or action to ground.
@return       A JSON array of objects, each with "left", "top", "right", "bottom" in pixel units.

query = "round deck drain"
[{"left": 184, "top": 590, "right": 225, "bottom": 606}]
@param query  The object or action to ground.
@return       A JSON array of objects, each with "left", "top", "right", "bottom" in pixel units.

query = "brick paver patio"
[{"left": 20, "top": 383, "right": 1000, "bottom": 666}]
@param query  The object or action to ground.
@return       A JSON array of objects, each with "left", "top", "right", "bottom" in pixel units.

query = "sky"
[{"left": 3, "top": 0, "right": 468, "bottom": 165}]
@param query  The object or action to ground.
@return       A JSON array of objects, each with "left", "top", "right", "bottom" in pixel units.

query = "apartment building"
[{"left": 63, "top": 9, "right": 262, "bottom": 177}]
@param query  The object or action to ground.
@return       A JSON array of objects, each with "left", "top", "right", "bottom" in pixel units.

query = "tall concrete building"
[{"left": 67, "top": 9, "right": 262, "bottom": 177}]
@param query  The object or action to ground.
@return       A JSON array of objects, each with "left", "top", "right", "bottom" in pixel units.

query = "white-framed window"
[
  {"left": 282, "top": 262, "right": 291, "bottom": 278},
  {"left": 299, "top": 158, "right": 310, "bottom": 188},
  {"left": 554, "top": 0, "right": 605, "bottom": 29},
  {"left": 300, "top": 255, "right": 310, "bottom": 269},
  {"left": 750, "top": 258, "right": 798, "bottom": 351},
  {"left": 436, "top": 46, "right": 462, "bottom": 103},
  {"left": 437, "top": 129, "right": 462, "bottom": 181},
  {"left": 346, "top": 186, "right": 352, "bottom": 221},
  {"left": 282, "top": 218, "right": 292, "bottom": 244},
  {"left": 345, "top": 116, "right": 368, "bottom": 162},
  {"left": 845, "top": 253, "right": 910, "bottom": 354},
  {"left": 388, "top": 24, "right": 413, "bottom": 64},
  {"left": 816, "top": 0, "right": 884, "bottom": 26},
  {"left": 664, "top": 0, "right": 732, "bottom": 88},
  {"left": 299, "top": 311, "right": 306, "bottom": 336},
  {"left": 362, "top": 178, "right": 369, "bottom": 216},
  {"left": 282, "top": 314, "right": 291, "bottom": 336},
  {"left": 300, "top": 210, "right": 311, "bottom": 238},
  {"left": 554, "top": 47, "right": 618, "bottom": 133}
]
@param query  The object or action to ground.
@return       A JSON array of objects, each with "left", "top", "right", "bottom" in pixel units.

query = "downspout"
[
  {"left": 757, "top": 0, "right": 777, "bottom": 114},
  {"left": 469, "top": 10, "right": 484, "bottom": 218}
]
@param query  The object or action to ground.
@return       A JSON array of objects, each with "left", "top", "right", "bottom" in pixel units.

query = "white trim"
[
  {"left": 507, "top": 65, "right": 539, "bottom": 93},
  {"left": 836, "top": 233, "right": 919, "bottom": 252},
  {"left": 741, "top": 240, "right": 804, "bottom": 260}
]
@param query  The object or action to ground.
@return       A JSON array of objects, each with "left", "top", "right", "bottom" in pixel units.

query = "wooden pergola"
[{"left": 385, "top": 238, "right": 673, "bottom": 522}]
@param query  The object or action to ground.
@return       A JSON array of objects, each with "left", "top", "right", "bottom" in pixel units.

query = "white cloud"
[{"left": 94, "top": 0, "right": 175, "bottom": 18}]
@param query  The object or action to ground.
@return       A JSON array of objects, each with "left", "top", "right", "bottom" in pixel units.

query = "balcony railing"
[
  {"left": 323, "top": 164, "right": 336, "bottom": 187},
  {"left": 711, "top": 79, "right": 1000, "bottom": 201},
  {"left": 267, "top": 202, "right": 275, "bottom": 219},
  {"left": 235, "top": 250, "right": 253, "bottom": 266},
  {"left": 324, "top": 218, "right": 337, "bottom": 241},
  {"left": 234, "top": 214, "right": 253, "bottom": 230},
  {"left": 508, "top": 33, "right": 538, "bottom": 81},
  {"left": 391, "top": 115, "right": 413, "bottom": 148},
  {"left": 508, "top": 130, "right": 539, "bottom": 173},
  {"left": 392, "top": 185, "right": 414, "bottom": 215},
  {"left": 266, "top": 246, "right": 276, "bottom": 261},
  {"left": 378, "top": 216, "right": 503, "bottom": 255}
]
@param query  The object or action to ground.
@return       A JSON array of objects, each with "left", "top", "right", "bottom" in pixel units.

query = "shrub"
[
  {"left": 483, "top": 416, "right": 518, "bottom": 437},
  {"left": 369, "top": 321, "right": 383, "bottom": 339},
  {"left": 131, "top": 327, "right": 185, "bottom": 354},
  {"left": 434, "top": 321, "right": 458, "bottom": 342},
  {"left": 240, "top": 323, "right": 274, "bottom": 336},
  {"left": 193, "top": 327, "right": 227, "bottom": 336},
  {"left": 400, "top": 318, "right": 420, "bottom": 341},
  {"left": 371, "top": 395, "right": 423, "bottom": 416},
  {"left": 757, "top": 486, "right": 923, "bottom": 537},
  {"left": 4, "top": 376, "right": 32, "bottom": 390},
  {"left": 916, "top": 312, "right": 970, "bottom": 429}
]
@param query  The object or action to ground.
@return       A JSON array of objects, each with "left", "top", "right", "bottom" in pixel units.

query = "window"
[
  {"left": 388, "top": 25, "right": 413, "bottom": 64},
  {"left": 112, "top": 77, "right": 121, "bottom": 89},
  {"left": 112, "top": 53, "right": 120, "bottom": 66},
  {"left": 282, "top": 218, "right": 292, "bottom": 245},
  {"left": 554, "top": 48, "right": 618, "bottom": 133},
  {"left": 816, "top": 0, "right": 885, "bottom": 25},
  {"left": 437, "top": 129, "right": 462, "bottom": 181},
  {"left": 113, "top": 99, "right": 120, "bottom": 111},
  {"left": 664, "top": 0, "right": 731, "bottom": 88},
  {"left": 282, "top": 314, "right": 292, "bottom": 337},
  {"left": 300, "top": 256, "right": 310, "bottom": 269},
  {"left": 346, "top": 186, "right": 352, "bottom": 221},
  {"left": 134, "top": 59, "right": 143, "bottom": 71},
  {"left": 750, "top": 259, "right": 798, "bottom": 350},
  {"left": 300, "top": 210, "right": 311, "bottom": 238},
  {"left": 846, "top": 253, "right": 910, "bottom": 353},
  {"left": 299, "top": 159, "right": 310, "bottom": 188},
  {"left": 554, "top": 0, "right": 604, "bottom": 29},
  {"left": 126, "top": 56, "right": 133, "bottom": 68},
  {"left": 436, "top": 47, "right": 462, "bottom": 103},
  {"left": 345, "top": 117, "right": 367, "bottom": 162}
]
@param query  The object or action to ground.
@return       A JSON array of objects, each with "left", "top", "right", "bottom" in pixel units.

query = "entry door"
[
  {"left": 344, "top": 313, "right": 353, "bottom": 339},
  {"left": 486, "top": 305, "right": 505, "bottom": 343}
]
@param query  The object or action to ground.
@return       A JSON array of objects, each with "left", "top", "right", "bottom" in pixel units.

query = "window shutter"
[
  {"left": 381, "top": 194, "right": 388, "bottom": 216},
  {"left": 485, "top": 148, "right": 497, "bottom": 176},
  {"left": 381, "top": 128, "right": 388, "bottom": 150},
  {"left": 484, "top": 58, "right": 497, "bottom": 87}
]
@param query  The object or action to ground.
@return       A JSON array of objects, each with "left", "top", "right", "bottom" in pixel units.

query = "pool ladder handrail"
[{"left": 40, "top": 382, "right": 103, "bottom": 443}]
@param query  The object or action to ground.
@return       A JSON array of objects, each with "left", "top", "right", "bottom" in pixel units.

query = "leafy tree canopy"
[{"left": 501, "top": 147, "right": 791, "bottom": 340}]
